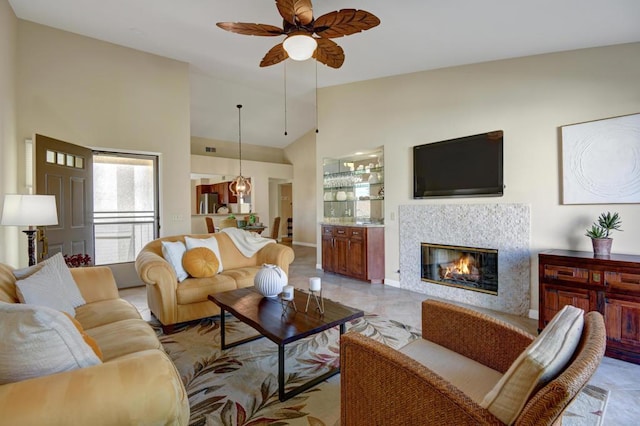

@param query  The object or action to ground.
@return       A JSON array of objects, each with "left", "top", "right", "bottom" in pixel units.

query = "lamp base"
[{"left": 22, "top": 229, "right": 37, "bottom": 266}]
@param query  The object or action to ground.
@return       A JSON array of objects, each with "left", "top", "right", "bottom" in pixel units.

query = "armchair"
[{"left": 341, "top": 299, "right": 606, "bottom": 425}]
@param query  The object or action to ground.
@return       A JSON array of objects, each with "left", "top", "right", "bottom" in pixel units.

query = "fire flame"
[{"left": 443, "top": 255, "right": 475, "bottom": 279}]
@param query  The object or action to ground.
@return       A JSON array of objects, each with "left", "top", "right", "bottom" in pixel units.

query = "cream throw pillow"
[
  {"left": 161, "top": 241, "right": 189, "bottom": 282},
  {"left": 0, "top": 301, "right": 102, "bottom": 385},
  {"left": 185, "top": 236, "right": 224, "bottom": 273},
  {"left": 13, "top": 252, "right": 86, "bottom": 308},
  {"left": 481, "top": 305, "right": 584, "bottom": 424},
  {"left": 15, "top": 262, "right": 76, "bottom": 316}
]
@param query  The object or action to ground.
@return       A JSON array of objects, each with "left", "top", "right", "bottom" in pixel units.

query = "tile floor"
[{"left": 121, "top": 244, "right": 640, "bottom": 425}]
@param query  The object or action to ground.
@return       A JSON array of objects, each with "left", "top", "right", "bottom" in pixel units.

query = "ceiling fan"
[{"left": 216, "top": 0, "right": 380, "bottom": 69}]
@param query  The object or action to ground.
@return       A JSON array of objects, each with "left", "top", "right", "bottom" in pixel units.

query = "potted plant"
[{"left": 585, "top": 212, "right": 622, "bottom": 256}]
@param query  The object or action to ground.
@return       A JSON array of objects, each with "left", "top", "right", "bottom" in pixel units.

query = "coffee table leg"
[
  {"left": 278, "top": 344, "right": 285, "bottom": 401},
  {"left": 220, "top": 308, "right": 227, "bottom": 350}
]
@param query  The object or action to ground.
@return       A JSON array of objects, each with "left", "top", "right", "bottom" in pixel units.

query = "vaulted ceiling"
[{"left": 9, "top": 0, "right": 640, "bottom": 148}]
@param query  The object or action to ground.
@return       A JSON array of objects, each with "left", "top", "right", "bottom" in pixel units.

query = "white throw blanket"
[{"left": 221, "top": 227, "right": 275, "bottom": 258}]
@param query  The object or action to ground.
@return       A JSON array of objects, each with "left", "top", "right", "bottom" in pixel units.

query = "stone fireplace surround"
[{"left": 399, "top": 204, "right": 531, "bottom": 316}]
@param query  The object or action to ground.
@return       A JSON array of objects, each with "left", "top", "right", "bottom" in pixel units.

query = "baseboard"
[
  {"left": 315, "top": 264, "right": 323, "bottom": 270},
  {"left": 529, "top": 309, "right": 539, "bottom": 320},
  {"left": 292, "top": 241, "right": 316, "bottom": 248},
  {"left": 384, "top": 278, "right": 400, "bottom": 287}
]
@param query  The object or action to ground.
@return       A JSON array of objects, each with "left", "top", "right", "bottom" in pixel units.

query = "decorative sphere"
[{"left": 254, "top": 264, "right": 287, "bottom": 297}]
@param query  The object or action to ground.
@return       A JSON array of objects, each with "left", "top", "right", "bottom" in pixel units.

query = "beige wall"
[
  {"left": 0, "top": 0, "right": 18, "bottom": 266},
  {"left": 191, "top": 136, "right": 288, "bottom": 164},
  {"left": 284, "top": 129, "right": 317, "bottom": 246},
  {"left": 16, "top": 21, "right": 191, "bottom": 259},
  {"left": 317, "top": 43, "right": 640, "bottom": 314},
  {"left": 190, "top": 154, "right": 293, "bottom": 236}
]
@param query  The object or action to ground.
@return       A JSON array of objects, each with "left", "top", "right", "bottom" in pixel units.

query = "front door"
[{"left": 35, "top": 134, "right": 94, "bottom": 260}]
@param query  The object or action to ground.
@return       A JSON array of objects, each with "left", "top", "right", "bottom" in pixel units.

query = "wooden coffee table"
[{"left": 209, "top": 287, "right": 364, "bottom": 401}]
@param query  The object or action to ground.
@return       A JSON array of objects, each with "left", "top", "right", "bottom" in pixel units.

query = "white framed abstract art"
[{"left": 561, "top": 113, "right": 640, "bottom": 204}]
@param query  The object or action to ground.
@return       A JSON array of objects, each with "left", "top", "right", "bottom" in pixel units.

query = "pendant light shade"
[
  {"left": 229, "top": 104, "right": 252, "bottom": 199},
  {"left": 283, "top": 34, "right": 317, "bottom": 61}
]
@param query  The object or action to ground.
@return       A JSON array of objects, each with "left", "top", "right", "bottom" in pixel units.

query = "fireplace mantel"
[{"left": 399, "top": 204, "right": 530, "bottom": 316}]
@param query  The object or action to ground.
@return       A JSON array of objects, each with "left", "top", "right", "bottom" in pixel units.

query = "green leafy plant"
[
  {"left": 585, "top": 212, "right": 622, "bottom": 239},
  {"left": 227, "top": 213, "right": 236, "bottom": 219}
]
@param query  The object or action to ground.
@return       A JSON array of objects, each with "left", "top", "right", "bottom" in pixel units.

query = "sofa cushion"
[
  {"left": 0, "top": 301, "right": 101, "bottom": 385},
  {"left": 75, "top": 298, "right": 141, "bottom": 330},
  {"left": 176, "top": 274, "right": 237, "bottom": 304},
  {"left": 63, "top": 312, "right": 104, "bottom": 360},
  {"left": 14, "top": 253, "right": 86, "bottom": 308},
  {"left": 161, "top": 240, "right": 189, "bottom": 282},
  {"left": 399, "top": 338, "right": 503, "bottom": 403},
  {"left": 15, "top": 262, "right": 76, "bottom": 316},
  {"left": 185, "top": 236, "right": 224, "bottom": 273},
  {"left": 85, "top": 318, "right": 162, "bottom": 361},
  {"left": 481, "top": 305, "right": 584, "bottom": 424},
  {"left": 221, "top": 266, "right": 262, "bottom": 288},
  {"left": 183, "top": 247, "right": 219, "bottom": 278}
]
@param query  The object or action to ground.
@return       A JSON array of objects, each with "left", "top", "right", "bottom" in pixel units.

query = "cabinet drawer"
[
  {"left": 348, "top": 228, "right": 364, "bottom": 240},
  {"left": 322, "top": 226, "right": 334, "bottom": 236},
  {"left": 333, "top": 226, "right": 348, "bottom": 237},
  {"left": 543, "top": 265, "right": 589, "bottom": 283},
  {"left": 606, "top": 271, "right": 640, "bottom": 292}
]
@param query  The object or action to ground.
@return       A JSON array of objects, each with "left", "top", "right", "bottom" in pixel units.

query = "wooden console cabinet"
[
  {"left": 539, "top": 249, "right": 640, "bottom": 365},
  {"left": 321, "top": 225, "right": 384, "bottom": 283}
]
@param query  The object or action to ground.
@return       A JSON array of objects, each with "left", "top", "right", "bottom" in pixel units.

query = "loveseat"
[
  {"left": 341, "top": 299, "right": 606, "bottom": 425},
  {"left": 135, "top": 232, "right": 295, "bottom": 333},
  {"left": 0, "top": 261, "right": 189, "bottom": 426}
]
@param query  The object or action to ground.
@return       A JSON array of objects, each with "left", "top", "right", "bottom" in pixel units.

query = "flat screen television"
[{"left": 413, "top": 130, "right": 504, "bottom": 198}]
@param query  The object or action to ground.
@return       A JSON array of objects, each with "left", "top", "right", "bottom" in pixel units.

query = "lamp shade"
[
  {"left": 1, "top": 194, "right": 58, "bottom": 226},
  {"left": 283, "top": 34, "right": 317, "bottom": 61}
]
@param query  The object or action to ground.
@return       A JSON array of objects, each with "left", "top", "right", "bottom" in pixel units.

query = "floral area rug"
[
  {"left": 153, "top": 315, "right": 608, "bottom": 426},
  {"left": 154, "top": 314, "right": 420, "bottom": 426}
]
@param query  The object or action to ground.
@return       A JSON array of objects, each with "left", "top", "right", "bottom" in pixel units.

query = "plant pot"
[{"left": 591, "top": 238, "right": 612, "bottom": 256}]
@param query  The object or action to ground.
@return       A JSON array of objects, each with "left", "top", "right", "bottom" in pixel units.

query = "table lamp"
[{"left": 1, "top": 194, "right": 59, "bottom": 266}]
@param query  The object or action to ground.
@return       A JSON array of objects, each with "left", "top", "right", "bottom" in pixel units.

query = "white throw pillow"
[
  {"left": 481, "top": 305, "right": 584, "bottom": 424},
  {"left": 15, "top": 262, "right": 76, "bottom": 316},
  {"left": 184, "top": 236, "right": 224, "bottom": 273},
  {"left": 13, "top": 252, "right": 86, "bottom": 308},
  {"left": 161, "top": 241, "right": 189, "bottom": 282},
  {"left": 0, "top": 301, "right": 101, "bottom": 385}
]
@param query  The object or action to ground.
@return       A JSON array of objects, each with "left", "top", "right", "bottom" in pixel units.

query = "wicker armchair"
[{"left": 341, "top": 299, "right": 606, "bottom": 426}]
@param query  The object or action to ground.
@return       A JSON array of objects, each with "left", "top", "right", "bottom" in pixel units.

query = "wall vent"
[{"left": 205, "top": 146, "right": 216, "bottom": 153}]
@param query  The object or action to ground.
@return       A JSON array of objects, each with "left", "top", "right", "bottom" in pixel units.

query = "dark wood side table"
[
  {"left": 209, "top": 287, "right": 364, "bottom": 401},
  {"left": 539, "top": 249, "right": 640, "bottom": 365}
]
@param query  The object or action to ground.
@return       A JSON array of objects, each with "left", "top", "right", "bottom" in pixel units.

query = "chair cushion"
[
  {"left": 0, "top": 301, "right": 101, "bottom": 385},
  {"left": 399, "top": 338, "right": 503, "bottom": 403},
  {"left": 184, "top": 236, "right": 224, "bottom": 273},
  {"left": 161, "top": 240, "right": 189, "bottom": 282},
  {"left": 481, "top": 305, "right": 584, "bottom": 424},
  {"left": 176, "top": 274, "right": 237, "bottom": 305},
  {"left": 182, "top": 247, "right": 219, "bottom": 278},
  {"left": 74, "top": 298, "right": 142, "bottom": 330}
]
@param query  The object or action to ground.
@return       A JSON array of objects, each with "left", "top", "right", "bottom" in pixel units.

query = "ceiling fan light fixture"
[{"left": 283, "top": 34, "right": 317, "bottom": 61}]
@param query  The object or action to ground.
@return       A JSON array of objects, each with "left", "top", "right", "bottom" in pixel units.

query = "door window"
[{"left": 93, "top": 153, "right": 159, "bottom": 265}]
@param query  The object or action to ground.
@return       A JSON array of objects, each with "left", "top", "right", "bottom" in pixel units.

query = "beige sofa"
[
  {"left": 135, "top": 233, "right": 295, "bottom": 333},
  {"left": 0, "top": 262, "right": 189, "bottom": 425}
]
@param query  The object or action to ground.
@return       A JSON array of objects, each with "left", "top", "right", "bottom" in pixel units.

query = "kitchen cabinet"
[
  {"left": 321, "top": 225, "right": 384, "bottom": 283},
  {"left": 539, "top": 249, "right": 640, "bottom": 365}
]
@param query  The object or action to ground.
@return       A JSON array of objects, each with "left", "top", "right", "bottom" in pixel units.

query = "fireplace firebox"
[{"left": 421, "top": 243, "right": 498, "bottom": 295}]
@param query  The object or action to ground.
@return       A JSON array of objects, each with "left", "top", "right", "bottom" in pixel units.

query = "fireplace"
[{"left": 421, "top": 243, "right": 498, "bottom": 295}]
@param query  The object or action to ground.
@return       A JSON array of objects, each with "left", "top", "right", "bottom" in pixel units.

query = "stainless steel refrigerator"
[{"left": 198, "top": 192, "right": 219, "bottom": 214}]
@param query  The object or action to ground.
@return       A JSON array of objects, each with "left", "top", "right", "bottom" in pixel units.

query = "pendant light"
[{"left": 229, "top": 104, "right": 252, "bottom": 200}]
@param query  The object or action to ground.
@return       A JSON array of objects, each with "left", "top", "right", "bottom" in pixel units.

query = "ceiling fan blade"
[
  {"left": 260, "top": 43, "right": 289, "bottom": 67},
  {"left": 313, "top": 9, "right": 380, "bottom": 38},
  {"left": 276, "top": 0, "right": 314, "bottom": 26},
  {"left": 313, "top": 38, "right": 344, "bottom": 69},
  {"left": 217, "top": 22, "right": 284, "bottom": 37}
]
